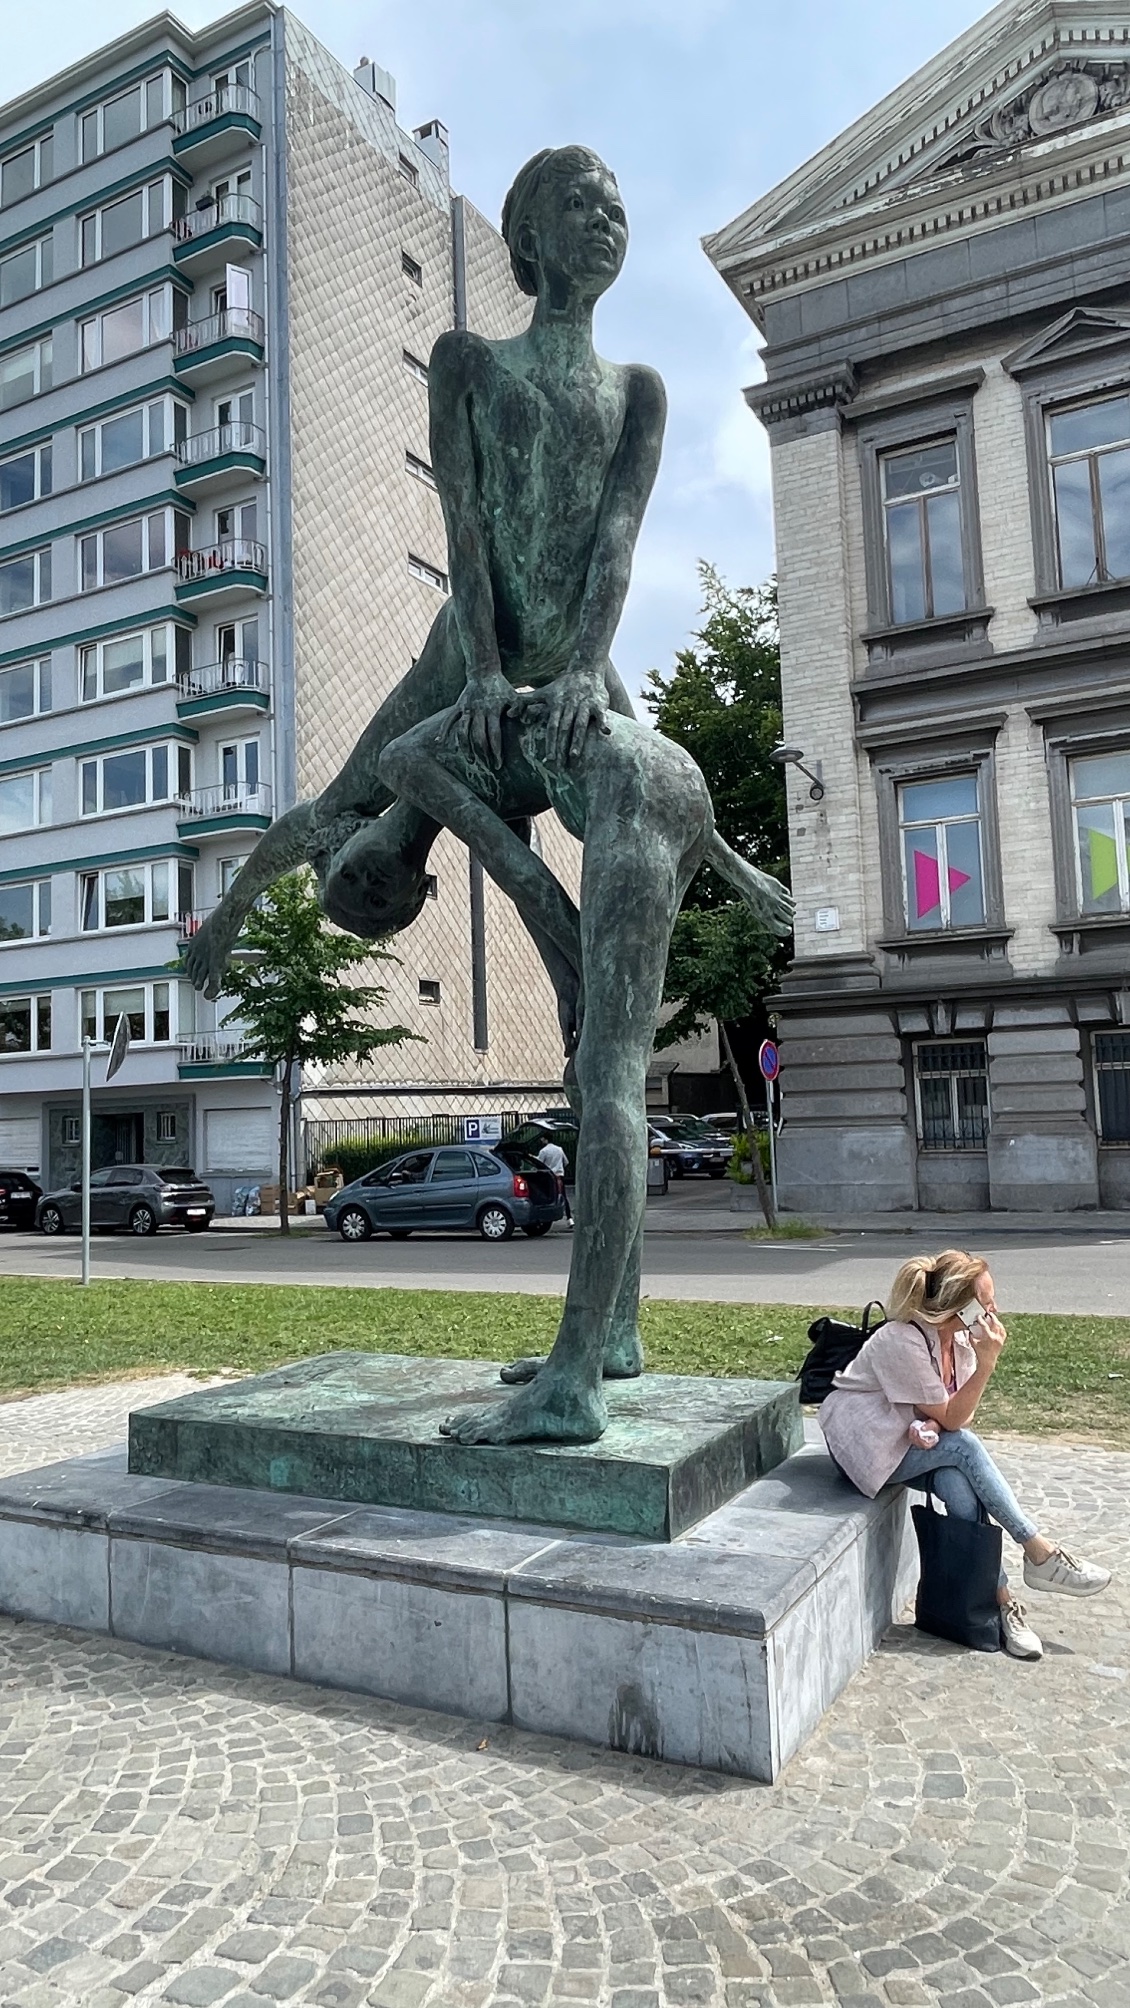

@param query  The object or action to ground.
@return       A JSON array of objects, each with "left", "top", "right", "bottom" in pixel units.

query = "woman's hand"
[{"left": 968, "top": 1308, "right": 1007, "bottom": 1367}]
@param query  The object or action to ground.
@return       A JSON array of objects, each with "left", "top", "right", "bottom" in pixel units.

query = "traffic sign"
[
  {"left": 463, "top": 1114, "right": 502, "bottom": 1142},
  {"left": 758, "top": 1039, "right": 780, "bottom": 1083}
]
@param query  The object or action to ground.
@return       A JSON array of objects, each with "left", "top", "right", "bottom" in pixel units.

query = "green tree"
[
  {"left": 645, "top": 566, "right": 791, "bottom": 1225},
  {"left": 218, "top": 872, "right": 419, "bottom": 1233}
]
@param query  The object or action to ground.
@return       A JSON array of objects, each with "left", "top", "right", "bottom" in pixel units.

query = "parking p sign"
[{"left": 463, "top": 1114, "right": 502, "bottom": 1143}]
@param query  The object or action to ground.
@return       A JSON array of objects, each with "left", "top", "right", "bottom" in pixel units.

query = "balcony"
[
  {"left": 178, "top": 1032, "right": 273, "bottom": 1080},
  {"left": 175, "top": 537, "right": 268, "bottom": 609},
  {"left": 173, "top": 84, "right": 262, "bottom": 169},
  {"left": 176, "top": 909, "right": 210, "bottom": 940},
  {"left": 176, "top": 656, "right": 269, "bottom": 721},
  {"left": 173, "top": 192, "right": 263, "bottom": 276},
  {"left": 174, "top": 308, "right": 265, "bottom": 386},
  {"left": 177, "top": 781, "right": 272, "bottom": 838},
  {"left": 175, "top": 421, "right": 266, "bottom": 498}
]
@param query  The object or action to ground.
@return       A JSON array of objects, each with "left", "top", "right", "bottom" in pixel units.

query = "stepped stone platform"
[
  {"left": 127, "top": 1352, "right": 803, "bottom": 1541},
  {"left": 0, "top": 1359, "right": 916, "bottom": 1780}
]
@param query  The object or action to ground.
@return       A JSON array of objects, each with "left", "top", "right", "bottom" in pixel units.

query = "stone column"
[{"left": 986, "top": 1005, "right": 1098, "bottom": 1211}]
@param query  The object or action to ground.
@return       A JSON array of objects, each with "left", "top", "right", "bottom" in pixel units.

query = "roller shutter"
[{"left": 204, "top": 1106, "right": 274, "bottom": 1174}]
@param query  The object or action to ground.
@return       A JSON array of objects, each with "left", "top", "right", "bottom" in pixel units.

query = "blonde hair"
[{"left": 888, "top": 1249, "right": 987, "bottom": 1326}]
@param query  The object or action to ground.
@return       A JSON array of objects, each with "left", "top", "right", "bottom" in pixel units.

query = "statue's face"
[{"left": 528, "top": 163, "right": 627, "bottom": 300}]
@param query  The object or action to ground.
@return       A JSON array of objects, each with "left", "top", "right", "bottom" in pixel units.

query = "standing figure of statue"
[{"left": 185, "top": 145, "right": 792, "bottom": 1446}]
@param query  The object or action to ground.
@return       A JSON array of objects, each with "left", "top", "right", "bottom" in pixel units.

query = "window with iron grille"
[
  {"left": 915, "top": 1041, "right": 989, "bottom": 1151},
  {"left": 1095, "top": 1033, "right": 1130, "bottom": 1144}
]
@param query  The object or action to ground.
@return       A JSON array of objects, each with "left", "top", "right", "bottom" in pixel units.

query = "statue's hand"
[
  {"left": 752, "top": 869, "right": 795, "bottom": 939},
  {"left": 519, "top": 670, "right": 610, "bottom": 767},
  {"left": 183, "top": 909, "right": 242, "bottom": 1001},
  {"left": 444, "top": 672, "right": 514, "bottom": 767}
]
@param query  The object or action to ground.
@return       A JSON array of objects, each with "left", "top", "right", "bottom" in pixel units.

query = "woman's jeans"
[{"left": 890, "top": 1429, "right": 1039, "bottom": 1590}]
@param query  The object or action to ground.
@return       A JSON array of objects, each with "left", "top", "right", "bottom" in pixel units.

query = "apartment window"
[
  {"left": 0, "top": 443, "right": 52, "bottom": 513},
  {"left": 1095, "top": 1033, "right": 1130, "bottom": 1143},
  {"left": 79, "top": 398, "right": 185, "bottom": 482},
  {"left": 1048, "top": 392, "right": 1130, "bottom": 589},
  {"left": 81, "top": 623, "right": 176, "bottom": 702},
  {"left": 80, "top": 76, "right": 169, "bottom": 162},
  {"left": 80, "top": 981, "right": 173, "bottom": 1044},
  {"left": 221, "top": 737, "right": 260, "bottom": 800},
  {"left": 401, "top": 251, "right": 423, "bottom": 285},
  {"left": 80, "top": 859, "right": 193, "bottom": 931},
  {"left": 0, "top": 546, "right": 51, "bottom": 616},
  {"left": 403, "top": 350, "right": 429, "bottom": 385},
  {"left": 80, "top": 179, "right": 178, "bottom": 267},
  {"left": 915, "top": 1041, "right": 989, "bottom": 1150},
  {"left": 0, "top": 768, "right": 51, "bottom": 833},
  {"left": 80, "top": 287, "right": 176, "bottom": 373},
  {"left": 424, "top": 873, "right": 438, "bottom": 900},
  {"left": 0, "top": 657, "right": 51, "bottom": 723},
  {"left": 418, "top": 979, "right": 441, "bottom": 1004},
  {"left": 0, "top": 995, "right": 51, "bottom": 1054},
  {"left": 0, "top": 337, "right": 51, "bottom": 412},
  {"left": 79, "top": 509, "right": 188, "bottom": 590},
  {"left": 0, "top": 880, "right": 50, "bottom": 941},
  {"left": 0, "top": 132, "right": 53, "bottom": 207},
  {"left": 157, "top": 1111, "right": 177, "bottom": 1143},
  {"left": 0, "top": 235, "right": 52, "bottom": 308},
  {"left": 880, "top": 437, "right": 965, "bottom": 624},
  {"left": 80, "top": 741, "right": 190, "bottom": 816},
  {"left": 408, "top": 553, "right": 448, "bottom": 593},
  {"left": 215, "top": 500, "right": 257, "bottom": 543},
  {"left": 219, "top": 857, "right": 246, "bottom": 896},
  {"left": 64, "top": 1114, "right": 81, "bottom": 1144},
  {"left": 405, "top": 450, "right": 437, "bottom": 488},
  {"left": 398, "top": 154, "right": 419, "bottom": 187},
  {"left": 214, "top": 616, "right": 260, "bottom": 672},
  {"left": 899, "top": 774, "right": 985, "bottom": 931},
  {"left": 1070, "top": 750, "right": 1130, "bottom": 915}
]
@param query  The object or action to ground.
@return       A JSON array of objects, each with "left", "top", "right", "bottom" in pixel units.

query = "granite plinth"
[{"left": 127, "top": 1352, "right": 803, "bottom": 1540}]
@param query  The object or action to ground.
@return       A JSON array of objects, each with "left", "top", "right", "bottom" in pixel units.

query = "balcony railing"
[
  {"left": 178, "top": 422, "right": 266, "bottom": 467},
  {"left": 175, "top": 83, "right": 262, "bottom": 134},
  {"left": 174, "top": 308, "right": 265, "bottom": 357},
  {"left": 176, "top": 538, "right": 267, "bottom": 584},
  {"left": 178, "top": 657, "right": 266, "bottom": 699},
  {"left": 176, "top": 910, "right": 211, "bottom": 939},
  {"left": 178, "top": 1033, "right": 257, "bottom": 1064},
  {"left": 179, "top": 783, "right": 272, "bottom": 819},
  {"left": 174, "top": 192, "right": 262, "bottom": 243}
]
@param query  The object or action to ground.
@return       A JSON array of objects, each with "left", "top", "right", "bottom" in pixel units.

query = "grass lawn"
[{"left": 0, "top": 1278, "right": 1128, "bottom": 1445}]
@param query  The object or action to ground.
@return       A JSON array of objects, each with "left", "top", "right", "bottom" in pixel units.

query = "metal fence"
[{"left": 303, "top": 1113, "right": 527, "bottom": 1180}]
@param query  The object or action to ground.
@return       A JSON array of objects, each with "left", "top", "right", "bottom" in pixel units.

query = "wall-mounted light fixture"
[{"left": 770, "top": 743, "right": 825, "bottom": 803}]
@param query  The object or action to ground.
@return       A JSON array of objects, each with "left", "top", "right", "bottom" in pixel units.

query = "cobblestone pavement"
[{"left": 0, "top": 1380, "right": 1128, "bottom": 2008}]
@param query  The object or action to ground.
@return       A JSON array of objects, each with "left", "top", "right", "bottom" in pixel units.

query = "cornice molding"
[{"left": 744, "top": 365, "right": 858, "bottom": 428}]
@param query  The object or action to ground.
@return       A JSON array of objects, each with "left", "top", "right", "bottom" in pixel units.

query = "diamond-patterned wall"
[{"left": 282, "top": 41, "right": 578, "bottom": 1105}]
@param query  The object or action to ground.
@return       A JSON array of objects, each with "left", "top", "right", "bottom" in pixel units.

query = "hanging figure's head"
[{"left": 502, "top": 145, "right": 627, "bottom": 309}]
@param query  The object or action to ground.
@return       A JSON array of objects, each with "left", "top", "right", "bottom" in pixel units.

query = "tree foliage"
[{"left": 219, "top": 871, "right": 418, "bottom": 1230}]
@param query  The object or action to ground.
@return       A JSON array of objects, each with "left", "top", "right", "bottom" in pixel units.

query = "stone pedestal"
[{"left": 128, "top": 1352, "right": 804, "bottom": 1541}]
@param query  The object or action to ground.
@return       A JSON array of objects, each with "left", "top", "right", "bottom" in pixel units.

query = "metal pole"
[
  {"left": 81, "top": 1036, "right": 91, "bottom": 1287},
  {"left": 767, "top": 1076, "right": 779, "bottom": 1221}
]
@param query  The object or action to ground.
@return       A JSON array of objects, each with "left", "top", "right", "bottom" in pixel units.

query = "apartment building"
[
  {"left": 707, "top": 0, "right": 1130, "bottom": 1213},
  {"left": 0, "top": 4, "right": 579, "bottom": 1205}
]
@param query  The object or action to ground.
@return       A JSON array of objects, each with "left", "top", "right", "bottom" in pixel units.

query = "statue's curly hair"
[{"left": 501, "top": 145, "right": 617, "bottom": 297}]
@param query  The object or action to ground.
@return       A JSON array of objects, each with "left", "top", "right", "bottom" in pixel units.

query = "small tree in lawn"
[{"left": 218, "top": 871, "right": 419, "bottom": 1233}]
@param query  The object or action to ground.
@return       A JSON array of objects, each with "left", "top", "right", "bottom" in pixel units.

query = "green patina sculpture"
[{"left": 185, "top": 145, "right": 793, "bottom": 1447}]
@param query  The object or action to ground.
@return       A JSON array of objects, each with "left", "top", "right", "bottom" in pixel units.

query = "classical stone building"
[{"left": 706, "top": 0, "right": 1130, "bottom": 1213}]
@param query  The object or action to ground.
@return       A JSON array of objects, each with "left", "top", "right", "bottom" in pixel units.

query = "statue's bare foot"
[
  {"left": 500, "top": 1332, "right": 642, "bottom": 1385},
  {"left": 441, "top": 1372, "right": 607, "bottom": 1445}
]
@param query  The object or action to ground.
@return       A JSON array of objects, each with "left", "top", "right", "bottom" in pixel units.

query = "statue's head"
[{"left": 502, "top": 146, "right": 627, "bottom": 303}]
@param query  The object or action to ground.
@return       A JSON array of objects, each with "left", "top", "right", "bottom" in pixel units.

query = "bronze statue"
[{"left": 186, "top": 145, "right": 792, "bottom": 1446}]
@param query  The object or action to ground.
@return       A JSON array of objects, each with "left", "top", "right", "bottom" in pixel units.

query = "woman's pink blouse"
[{"left": 819, "top": 1319, "right": 979, "bottom": 1497}]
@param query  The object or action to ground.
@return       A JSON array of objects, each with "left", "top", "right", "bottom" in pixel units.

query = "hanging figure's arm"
[{"left": 183, "top": 802, "right": 318, "bottom": 1000}]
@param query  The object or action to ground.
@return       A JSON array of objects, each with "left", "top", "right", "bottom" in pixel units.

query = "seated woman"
[{"left": 819, "top": 1249, "right": 1111, "bottom": 1661}]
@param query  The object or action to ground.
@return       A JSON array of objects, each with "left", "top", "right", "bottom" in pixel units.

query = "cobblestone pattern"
[{"left": 0, "top": 1383, "right": 1128, "bottom": 2007}]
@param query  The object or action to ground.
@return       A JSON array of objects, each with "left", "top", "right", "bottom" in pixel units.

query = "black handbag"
[
  {"left": 913, "top": 1494, "right": 1002, "bottom": 1653},
  {"left": 797, "top": 1300, "right": 886, "bottom": 1404}
]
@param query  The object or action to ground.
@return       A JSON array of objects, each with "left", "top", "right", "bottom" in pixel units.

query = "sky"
[{"left": 6, "top": 0, "right": 992, "bottom": 699}]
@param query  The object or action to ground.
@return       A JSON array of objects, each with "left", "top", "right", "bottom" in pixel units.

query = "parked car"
[
  {"left": 0, "top": 1171, "right": 42, "bottom": 1229},
  {"left": 323, "top": 1144, "right": 564, "bottom": 1242},
  {"left": 648, "top": 1116, "right": 733, "bottom": 1179},
  {"left": 37, "top": 1165, "right": 216, "bottom": 1237}
]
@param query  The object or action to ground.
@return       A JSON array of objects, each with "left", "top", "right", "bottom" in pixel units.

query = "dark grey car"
[
  {"left": 37, "top": 1165, "right": 216, "bottom": 1237},
  {"left": 324, "top": 1146, "right": 562, "bottom": 1242}
]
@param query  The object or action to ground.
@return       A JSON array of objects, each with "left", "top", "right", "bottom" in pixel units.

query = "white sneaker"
[
  {"left": 1000, "top": 1598, "right": 1042, "bottom": 1660},
  {"left": 1023, "top": 1547, "right": 1111, "bottom": 1598}
]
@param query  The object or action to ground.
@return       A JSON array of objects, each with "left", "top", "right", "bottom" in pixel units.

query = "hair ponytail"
[{"left": 888, "top": 1248, "right": 987, "bottom": 1326}]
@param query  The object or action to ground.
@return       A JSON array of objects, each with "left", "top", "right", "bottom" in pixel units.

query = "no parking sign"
[{"left": 758, "top": 1039, "right": 780, "bottom": 1083}]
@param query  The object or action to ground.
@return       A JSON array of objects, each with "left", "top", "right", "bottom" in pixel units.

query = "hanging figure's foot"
[
  {"left": 500, "top": 1330, "right": 643, "bottom": 1385},
  {"left": 441, "top": 1370, "right": 608, "bottom": 1445}
]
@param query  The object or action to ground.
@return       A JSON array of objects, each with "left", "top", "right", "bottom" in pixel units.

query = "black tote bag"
[{"left": 913, "top": 1495, "right": 1002, "bottom": 1653}]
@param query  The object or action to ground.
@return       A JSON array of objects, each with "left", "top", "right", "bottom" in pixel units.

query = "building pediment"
[
  {"left": 706, "top": 1, "right": 1130, "bottom": 297},
  {"left": 1004, "top": 304, "right": 1130, "bottom": 374}
]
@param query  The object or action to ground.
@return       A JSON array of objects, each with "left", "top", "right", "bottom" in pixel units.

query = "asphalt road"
[{"left": 1, "top": 1207, "right": 1128, "bottom": 1313}]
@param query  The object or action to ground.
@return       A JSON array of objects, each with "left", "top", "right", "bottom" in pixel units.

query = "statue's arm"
[
  {"left": 428, "top": 332, "right": 510, "bottom": 761},
  {"left": 182, "top": 802, "right": 317, "bottom": 1000}
]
